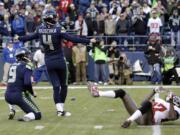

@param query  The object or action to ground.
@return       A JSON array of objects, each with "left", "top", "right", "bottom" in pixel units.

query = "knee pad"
[
  {"left": 114, "top": 89, "right": 126, "bottom": 98},
  {"left": 139, "top": 101, "right": 152, "bottom": 114},
  {"left": 35, "top": 112, "right": 41, "bottom": 120}
]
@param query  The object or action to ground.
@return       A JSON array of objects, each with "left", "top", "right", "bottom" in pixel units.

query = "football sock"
[
  {"left": 8, "top": 104, "right": 15, "bottom": 111},
  {"left": 127, "top": 110, "right": 142, "bottom": 121},
  {"left": 24, "top": 112, "right": 35, "bottom": 120},
  {"left": 56, "top": 103, "right": 64, "bottom": 112},
  {"left": 99, "top": 91, "right": 116, "bottom": 98}
]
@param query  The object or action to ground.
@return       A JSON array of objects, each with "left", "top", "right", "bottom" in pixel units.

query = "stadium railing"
[{"left": 0, "top": 34, "right": 179, "bottom": 52}]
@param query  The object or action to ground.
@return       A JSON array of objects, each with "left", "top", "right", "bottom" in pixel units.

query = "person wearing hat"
[
  {"left": 169, "top": 9, "right": 180, "bottom": 46},
  {"left": 0, "top": 40, "right": 16, "bottom": 86},
  {"left": 147, "top": 10, "right": 162, "bottom": 34}
]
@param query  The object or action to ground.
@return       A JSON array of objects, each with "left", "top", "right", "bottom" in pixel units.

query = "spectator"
[
  {"left": 3, "top": 0, "right": 14, "bottom": 10},
  {"left": 78, "top": 0, "right": 91, "bottom": 15},
  {"left": 74, "top": 15, "right": 88, "bottom": 36},
  {"left": 68, "top": 3, "right": 78, "bottom": 22},
  {"left": 0, "top": 41, "right": 16, "bottom": 86},
  {"left": 11, "top": 13, "right": 26, "bottom": 36},
  {"left": 142, "top": 1, "right": 151, "bottom": 15},
  {"left": 161, "top": 49, "right": 180, "bottom": 85},
  {"left": 109, "top": 0, "right": 121, "bottom": 19},
  {"left": 92, "top": 39, "right": 108, "bottom": 85},
  {"left": 153, "top": 0, "right": 167, "bottom": 25},
  {"left": 109, "top": 0, "right": 120, "bottom": 9},
  {"left": 33, "top": 47, "right": 49, "bottom": 84},
  {"left": 86, "top": 1, "right": 99, "bottom": 35},
  {"left": 132, "top": 8, "right": 147, "bottom": 44},
  {"left": 116, "top": 13, "right": 131, "bottom": 45},
  {"left": 131, "top": 0, "right": 141, "bottom": 16},
  {"left": 0, "top": 14, "right": 10, "bottom": 39},
  {"left": 85, "top": 12, "right": 94, "bottom": 36},
  {"left": 169, "top": 9, "right": 180, "bottom": 46},
  {"left": 100, "top": 6, "right": 109, "bottom": 19},
  {"left": 58, "top": 0, "right": 73, "bottom": 20},
  {"left": 61, "top": 16, "right": 75, "bottom": 32},
  {"left": 117, "top": 52, "right": 132, "bottom": 85},
  {"left": 25, "top": 11, "right": 36, "bottom": 34},
  {"left": 104, "top": 14, "right": 116, "bottom": 44},
  {"left": 94, "top": 14, "right": 105, "bottom": 36},
  {"left": 24, "top": 10, "right": 37, "bottom": 48},
  {"left": 144, "top": 33, "right": 162, "bottom": 84},
  {"left": 13, "top": 35, "right": 24, "bottom": 50},
  {"left": 0, "top": 2, "right": 6, "bottom": 16},
  {"left": 72, "top": 43, "right": 88, "bottom": 85},
  {"left": 147, "top": 10, "right": 162, "bottom": 34},
  {"left": 96, "top": 0, "right": 107, "bottom": 12},
  {"left": 167, "top": 0, "right": 176, "bottom": 16},
  {"left": 86, "top": 1, "right": 99, "bottom": 22}
]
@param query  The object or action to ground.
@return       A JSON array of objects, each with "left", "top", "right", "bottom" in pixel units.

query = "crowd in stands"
[{"left": 0, "top": 0, "right": 180, "bottom": 86}]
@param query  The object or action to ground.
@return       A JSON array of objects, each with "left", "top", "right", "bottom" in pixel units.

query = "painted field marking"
[{"left": 1, "top": 85, "right": 180, "bottom": 90}]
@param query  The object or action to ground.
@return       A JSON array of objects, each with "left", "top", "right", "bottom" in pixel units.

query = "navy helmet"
[
  {"left": 15, "top": 47, "right": 31, "bottom": 62},
  {"left": 42, "top": 9, "right": 57, "bottom": 26}
]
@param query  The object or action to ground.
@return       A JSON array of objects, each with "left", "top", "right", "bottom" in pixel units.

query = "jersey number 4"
[
  {"left": 8, "top": 65, "right": 17, "bottom": 83},
  {"left": 42, "top": 35, "right": 54, "bottom": 50}
]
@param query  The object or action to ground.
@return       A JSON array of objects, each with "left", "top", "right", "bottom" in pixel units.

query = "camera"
[{"left": 119, "top": 56, "right": 124, "bottom": 62}]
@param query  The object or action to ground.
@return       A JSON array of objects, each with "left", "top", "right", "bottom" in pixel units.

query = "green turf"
[{"left": 0, "top": 87, "right": 180, "bottom": 135}]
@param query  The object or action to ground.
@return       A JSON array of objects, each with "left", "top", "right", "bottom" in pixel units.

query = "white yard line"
[
  {"left": 152, "top": 125, "right": 161, "bottom": 135},
  {"left": 0, "top": 85, "right": 180, "bottom": 90}
]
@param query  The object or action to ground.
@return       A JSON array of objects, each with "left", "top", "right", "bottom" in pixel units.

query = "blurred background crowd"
[{"left": 0, "top": 0, "right": 180, "bottom": 86}]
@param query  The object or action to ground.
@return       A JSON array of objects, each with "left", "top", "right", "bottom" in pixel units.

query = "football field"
[{"left": 0, "top": 85, "right": 180, "bottom": 135}]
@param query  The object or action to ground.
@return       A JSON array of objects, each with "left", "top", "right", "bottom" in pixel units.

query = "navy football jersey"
[
  {"left": 19, "top": 23, "right": 90, "bottom": 60},
  {"left": 6, "top": 61, "right": 34, "bottom": 95}
]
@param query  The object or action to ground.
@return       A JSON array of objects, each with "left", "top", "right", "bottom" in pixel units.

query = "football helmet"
[
  {"left": 166, "top": 93, "right": 180, "bottom": 108},
  {"left": 42, "top": 9, "right": 57, "bottom": 26},
  {"left": 15, "top": 47, "right": 31, "bottom": 62}
]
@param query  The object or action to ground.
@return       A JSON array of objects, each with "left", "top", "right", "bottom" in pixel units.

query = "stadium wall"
[{"left": 0, "top": 51, "right": 180, "bottom": 82}]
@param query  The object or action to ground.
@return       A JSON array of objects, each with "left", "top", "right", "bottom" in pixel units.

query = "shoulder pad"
[{"left": 26, "top": 62, "right": 34, "bottom": 70}]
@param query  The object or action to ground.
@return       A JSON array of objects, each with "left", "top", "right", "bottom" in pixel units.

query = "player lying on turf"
[
  {"left": 5, "top": 48, "right": 41, "bottom": 122},
  {"left": 87, "top": 83, "right": 180, "bottom": 128}
]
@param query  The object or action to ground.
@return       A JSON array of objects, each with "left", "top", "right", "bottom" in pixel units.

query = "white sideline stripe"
[
  {"left": 138, "top": 125, "right": 180, "bottom": 128},
  {"left": 0, "top": 85, "right": 180, "bottom": 90},
  {"left": 152, "top": 125, "right": 161, "bottom": 135}
]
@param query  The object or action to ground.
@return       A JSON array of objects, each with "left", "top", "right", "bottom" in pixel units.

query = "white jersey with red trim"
[{"left": 152, "top": 98, "right": 180, "bottom": 124}]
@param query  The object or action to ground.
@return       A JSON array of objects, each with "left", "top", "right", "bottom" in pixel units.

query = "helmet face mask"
[{"left": 15, "top": 48, "right": 31, "bottom": 62}]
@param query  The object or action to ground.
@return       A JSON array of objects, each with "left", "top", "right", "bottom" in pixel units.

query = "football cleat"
[
  {"left": 17, "top": 116, "right": 31, "bottom": 122},
  {"left": 8, "top": 109, "right": 16, "bottom": 120},
  {"left": 121, "top": 120, "right": 132, "bottom": 128},
  {"left": 57, "top": 111, "right": 71, "bottom": 117},
  {"left": 166, "top": 93, "right": 180, "bottom": 108},
  {"left": 87, "top": 82, "right": 99, "bottom": 97}
]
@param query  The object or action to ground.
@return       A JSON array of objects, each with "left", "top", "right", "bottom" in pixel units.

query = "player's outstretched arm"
[
  {"left": 16, "top": 33, "right": 39, "bottom": 42},
  {"left": 141, "top": 86, "right": 170, "bottom": 105},
  {"left": 61, "top": 32, "right": 96, "bottom": 44},
  {"left": 141, "top": 89, "right": 156, "bottom": 105}
]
